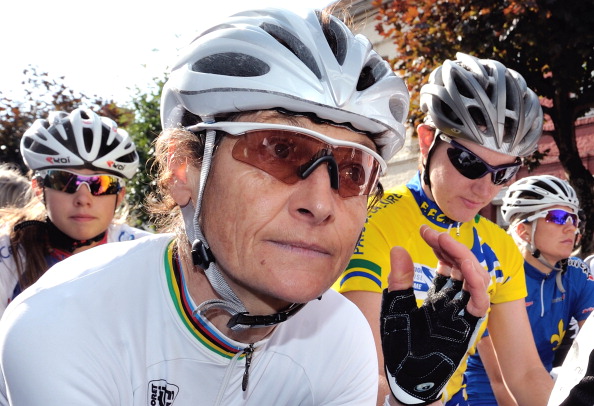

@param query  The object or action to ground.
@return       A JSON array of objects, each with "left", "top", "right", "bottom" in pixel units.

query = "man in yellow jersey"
[{"left": 338, "top": 52, "right": 554, "bottom": 406}]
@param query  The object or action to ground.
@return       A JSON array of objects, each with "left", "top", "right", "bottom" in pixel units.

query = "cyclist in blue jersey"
[
  {"left": 465, "top": 175, "right": 594, "bottom": 405},
  {"left": 0, "top": 108, "right": 151, "bottom": 317}
]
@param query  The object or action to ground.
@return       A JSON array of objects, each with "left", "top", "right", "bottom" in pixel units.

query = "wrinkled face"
[
  {"left": 193, "top": 113, "right": 375, "bottom": 310},
  {"left": 531, "top": 205, "right": 579, "bottom": 263},
  {"left": 427, "top": 138, "right": 519, "bottom": 223},
  {"left": 40, "top": 169, "right": 122, "bottom": 242}
]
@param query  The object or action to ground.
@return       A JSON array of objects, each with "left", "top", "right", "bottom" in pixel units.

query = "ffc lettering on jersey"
[{"left": 147, "top": 380, "right": 179, "bottom": 406}]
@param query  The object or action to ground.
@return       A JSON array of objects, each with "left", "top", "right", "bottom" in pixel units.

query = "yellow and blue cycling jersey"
[{"left": 336, "top": 172, "right": 527, "bottom": 402}]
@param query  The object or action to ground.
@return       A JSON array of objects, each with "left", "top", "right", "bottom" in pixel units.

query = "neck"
[
  {"left": 178, "top": 249, "right": 277, "bottom": 343},
  {"left": 523, "top": 249, "right": 559, "bottom": 275}
]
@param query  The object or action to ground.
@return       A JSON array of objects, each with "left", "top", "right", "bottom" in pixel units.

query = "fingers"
[
  {"left": 419, "top": 225, "right": 490, "bottom": 318},
  {"left": 459, "top": 259, "right": 490, "bottom": 317},
  {"left": 387, "top": 246, "right": 415, "bottom": 292}
]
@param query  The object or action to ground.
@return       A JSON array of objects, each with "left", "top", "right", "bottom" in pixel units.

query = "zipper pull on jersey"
[{"left": 242, "top": 344, "right": 255, "bottom": 391}]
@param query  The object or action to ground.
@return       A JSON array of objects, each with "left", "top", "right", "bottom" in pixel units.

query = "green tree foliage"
[
  {"left": 373, "top": 0, "right": 594, "bottom": 253},
  {"left": 124, "top": 78, "right": 166, "bottom": 228}
]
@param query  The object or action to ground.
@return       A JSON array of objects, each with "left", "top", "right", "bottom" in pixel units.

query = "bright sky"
[{"left": 1, "top": 0, "right": 334, "bottom": 105}]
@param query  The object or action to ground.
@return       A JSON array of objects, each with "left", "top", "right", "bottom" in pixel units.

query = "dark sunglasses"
[
  {"left": 440, "top": 134, "right": 521, "bottom": 185},
  {"left": 525, "top": 209, "right": 579, "bottom": 227},
  {"left": 36, "top": 169, "right": 122, "bottom": 196},
  {"left": 190, "top": 122, "right": 385, "bottom": 198}
]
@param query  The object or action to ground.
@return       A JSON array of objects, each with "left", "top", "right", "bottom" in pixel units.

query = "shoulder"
[
  {"left": 107, "top": 223, "right": 153, "bottom": 242},
  {"left": 280, "top": 290, "right": 374, "bottom": 346},
  {"left": 473, "top": 216, "right": 518, "bottom": 250},
  {"left": 367, "top": 184, "right": 415, "bottom": 224},
  {"left": 8, "top": 233, "right": 174, "bottom": 307}
]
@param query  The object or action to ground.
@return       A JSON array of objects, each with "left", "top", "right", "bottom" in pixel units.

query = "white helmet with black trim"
[
  {"left": 161, "top": 7, "right": 409, "bottom": 161},
  {"left": 501, "top": 175, "right": 580, "bottom": 224},
  {"left": 21, "top": 108, "right": 139, "bottom": 179},
  {"left": 420, "top": 52, "right": 543, "bottom": 157},
  {"left": 502, "top": 175, "right": 580, "bottom": 287}
]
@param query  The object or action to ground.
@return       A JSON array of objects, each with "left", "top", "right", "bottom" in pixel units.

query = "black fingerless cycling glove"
[{"left": 380, "top": 275, "right": 485, "bottom": 405}]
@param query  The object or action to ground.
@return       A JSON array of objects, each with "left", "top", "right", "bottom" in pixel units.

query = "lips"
[{"left": 269, "top": 240, "right": 331, "bottom": 257}]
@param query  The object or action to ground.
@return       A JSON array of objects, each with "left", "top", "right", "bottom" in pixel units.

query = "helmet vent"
[
  {"left": 440, "top": 101, "right": 463, "bottom": 126},
  {"left": 357, "top": 56, "right": 388, "bottom": 91},
  {"left": 192, "top": 53, "right": 270, "bottom": 77},
  {"left": 319, "top": 13, "right": 348, "bottom": 65},
  {"left": 468, "top": 107, "right": 487, "bottom": 133},
  {"left": 83, "top": 128, "right": 95, "bottom": 153},
  {"left": 96, "top": 127, "right": 119, "bottom": 158},
  {"left": 22, "top": 137, "right": 58, "bottom": 156},
  {"left": 260, "top": 22, "right": 322, "bottom": 79},
  {"left": 453, "top": 74, "right": 474, "bottom": 99}
]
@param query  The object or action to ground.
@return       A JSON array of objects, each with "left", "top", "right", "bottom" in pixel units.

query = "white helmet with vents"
[
  {"left": 501, "top": 175, "right": 580, "bottom": 223},
  {"left": 420, "top": 52, "right": 543, "bottom": 157},
  {"left": 161, "top": 7, "right": 410, "bottom": 161},
  {"left": 21, "top": 108, "right": 139, "bottom": 179}
]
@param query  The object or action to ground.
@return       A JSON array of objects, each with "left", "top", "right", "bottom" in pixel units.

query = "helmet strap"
[
  {"left": 45, "top": 218, "right": 106, "bottom": 253},
  {"left": 186, "top": 125, "right": 306, "bottom": 331}
]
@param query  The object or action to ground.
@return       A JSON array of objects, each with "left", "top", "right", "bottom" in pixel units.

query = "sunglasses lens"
[
  {"left": 446, "top": 144, "right": 520, "bottom": 185},
  {"left": 492, "top": 166, "right": 520, "bottom": 185},
  {"left": 447, "top": 148, "right": 487, "bottom": 179},
  {"left": 43, "top": 171, "right": 121, "bottom": 196},
  {"left": 545, "top": 209, "right": 578, "bottom": 226},
  {"left": 231, "top": 130, "right": 380, "bottom": 197}
]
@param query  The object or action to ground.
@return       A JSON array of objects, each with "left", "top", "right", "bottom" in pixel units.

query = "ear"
[
  {"left": 417, "top": 124, "right": 436, "bottom": 159},
  {"left": 31, "top": 177, "right": 44, "bottom": 199},
  {"left": 514, "top": 221, "right": 531, "bottom": 242},
  {"left": 169, "top": 158, "right": 195, "bottom": 207},
  {"left": 116, "top": 187, "right": 126, "bottom": 207}
]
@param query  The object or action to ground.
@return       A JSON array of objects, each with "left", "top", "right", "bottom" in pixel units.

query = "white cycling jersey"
[
  {"left": 0, "top": 222, "right": 151, "bottom": 317},
  {"left": 0, "top": 233, "right": 377, "bottom": 405}
]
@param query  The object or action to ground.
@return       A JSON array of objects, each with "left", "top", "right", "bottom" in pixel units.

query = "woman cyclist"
[
  {"left": 0, "top": 9, "right": 490, "bottom": 405},
  {"left": 465, "top": 175, "right": 594, "bottom": 405},
  {"left": 336, "top": 52, "right": 554, "bottom": 405},
  {"left": 0, "top": 108, "right": 151, "bottom": 316}
]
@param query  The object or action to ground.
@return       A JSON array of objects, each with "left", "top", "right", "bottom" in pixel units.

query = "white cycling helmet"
[
  {"left": 161, "top": 7, "right": 409, "bottom": 161},
  {"left": 501, "top": 175, "right": 580, "bottom": 224},
  {"left": 21, "top": 108, "right": 139, "bottom": 179},
  {"left": 502, "top": 175, "right": 580, "bottom": 289},
  {"left": 420, "top": 52, "right": 543, "bottom": 157}
]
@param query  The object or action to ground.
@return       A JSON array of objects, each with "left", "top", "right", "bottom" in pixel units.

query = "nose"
[
  {"left": 72, "top": 183, "right": 93, "bottom": 206},
  {"left": 290, "top": 164, "right": 336, "bottom": 226},
  {"left": 470, "top": 173, "right": 500, "bottom": 199}
]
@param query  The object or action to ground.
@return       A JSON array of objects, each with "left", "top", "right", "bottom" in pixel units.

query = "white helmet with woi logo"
[{"left": 21, "top": 108, "right": 139, "bottom": 179}]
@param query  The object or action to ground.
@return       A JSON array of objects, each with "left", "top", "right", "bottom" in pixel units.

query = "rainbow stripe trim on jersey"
[{"left": 164, "top": 241, "right": 245, "bottom": 359}]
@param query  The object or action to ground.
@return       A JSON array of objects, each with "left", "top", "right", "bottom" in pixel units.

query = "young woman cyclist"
[
  {"left": 0, "top": 9, "right": 490, "bottom": 406},
  {"left": 0, "top": 108, "right": 151, "bottom": 316},
  {"left": 465, "top": 175, "right": 594, "bottom": 405},
  {"left": 336, "top": 52, "right": 555, "bottom": 406}
]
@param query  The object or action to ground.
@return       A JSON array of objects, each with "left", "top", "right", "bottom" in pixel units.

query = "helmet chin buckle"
[
  {"left": 192, "top": 239, "right": 215, "bottom": 268},
  {"left": 226, "top": 303, "right": 307, "bottom": 329}
]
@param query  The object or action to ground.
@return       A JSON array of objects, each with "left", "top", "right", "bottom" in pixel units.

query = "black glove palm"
[{"left": 381, "top": 275, "right": 484, "bottom": 405}]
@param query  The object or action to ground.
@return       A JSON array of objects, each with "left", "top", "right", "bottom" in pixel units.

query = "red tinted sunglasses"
[{"left": 191, "top": 122, "right": 386, "bottom": 198}]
